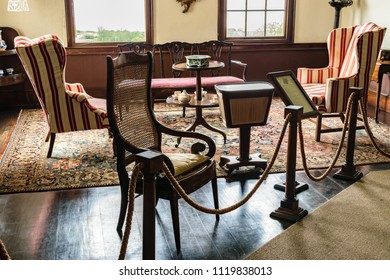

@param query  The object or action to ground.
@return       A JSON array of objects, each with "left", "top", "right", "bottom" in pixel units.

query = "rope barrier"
[
  {"left": 299, "top": 92, "right": 355, "bottom": 181},
  {"left": 0, "top": 239, "right": 11, "bottom": 260},
  {"left": 119, "top": 88, "right": 390, "bottom": 259},
  {"left": 163, "top": 113, "right": 292, "bottom": 215},
  {"left": 118, "top": 162, "right": 144, "bottom": 260},
  {"left": 359, "top": 99, "right": 390, "bottom": 158},
  {"left": 119, "top": 115, "right": 290, "bottom": 258}
]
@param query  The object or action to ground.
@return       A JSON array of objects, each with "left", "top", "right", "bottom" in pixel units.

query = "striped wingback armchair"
[
  {"left": 15, "top": 34, "right": 109, "bottom": 157},
  {"left": 297, "top": 22, "right": 386, "bottom": 141}
]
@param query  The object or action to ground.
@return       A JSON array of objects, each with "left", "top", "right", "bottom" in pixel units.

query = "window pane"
[
  {"left": 227, "top": 0, "right": 246, "bottom": 10},
  {"left": 247, "top": 0, "right": 265, "bottom": 10},
  {"left": 267, "top": 0, "right": 285, "bottom": 10},
  {"left": 247, "top": 11, "right": 265, "bottom": 37},
  {"left": 221, "top": 0, "right": 293, "bottom": 42},
  {"left": 73, "top": 0, "right": 145, "bottom": 43},
  {"left": 266, "top": 11, "right": 285, "bottom": 36},
  {"left": 226, "top": 11, "right": 246, "bottom": 37}
]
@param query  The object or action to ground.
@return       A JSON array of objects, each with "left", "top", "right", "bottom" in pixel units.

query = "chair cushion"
[
  {"left": 151, "top": 76, "right": 244, "bottom": 89},
  {"left": 302, "top": 83, "right": 326, "bottom": 105},
  {"left": 165, "top": 153, "right": 209, "bottom": 176}
]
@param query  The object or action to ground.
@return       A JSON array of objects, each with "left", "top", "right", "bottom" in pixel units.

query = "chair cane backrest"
[
  {"left": 106, "top": 51, "right": 159, "bottom": 153},
  {"left": 117, "top": 42, "right": 163, "bottom": 78}
]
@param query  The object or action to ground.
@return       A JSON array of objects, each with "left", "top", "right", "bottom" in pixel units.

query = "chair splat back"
[{"left": 107, "top": 51, "right": 159, "bottom": 152}]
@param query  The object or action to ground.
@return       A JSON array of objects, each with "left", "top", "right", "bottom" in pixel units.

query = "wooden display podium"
[{"left": 215, "top": 82, "right": 274, "bottom": 174}]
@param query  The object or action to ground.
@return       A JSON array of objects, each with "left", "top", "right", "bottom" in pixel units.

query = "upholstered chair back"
[
  {"left": 298, "top": 22, "right": 386, "bottom": 113},
  {"left": 15, "top": 35, "right": 108, "bottom": 134}
]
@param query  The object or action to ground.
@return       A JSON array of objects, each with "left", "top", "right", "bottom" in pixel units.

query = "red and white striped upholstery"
[
  {"left": 14, "top": 34, "right": 109, "bottom": 134},
  {"left": 298, "top": 22, "right": 386, "bottom": 113}
]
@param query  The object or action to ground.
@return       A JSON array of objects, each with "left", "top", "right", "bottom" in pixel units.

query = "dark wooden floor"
[{"left": 0, "top": 101, "right": 389, "bottom": 260}]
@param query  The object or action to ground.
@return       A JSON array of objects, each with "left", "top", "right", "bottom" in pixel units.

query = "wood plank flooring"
[{"left": 0, "top": 105, "right": 389, "bottom": 260}]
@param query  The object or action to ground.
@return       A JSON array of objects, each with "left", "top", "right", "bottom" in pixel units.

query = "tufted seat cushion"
[{"left": 165, "top": 153, "right": 209, "bottom": 176}]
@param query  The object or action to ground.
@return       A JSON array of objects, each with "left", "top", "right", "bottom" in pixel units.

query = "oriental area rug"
[{"left": 1, "top": 98, "right": 390, "bottom": 194}]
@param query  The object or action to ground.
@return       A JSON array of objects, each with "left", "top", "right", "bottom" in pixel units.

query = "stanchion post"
[
  {"left": 270, "top": 106, "right": 308, "bottom": 222},
  {"left": 135, "top": 150, "right": 164, "bottom": 260},
  {"left": 334, "top": 87, "right": 364, "bottom": 181}
]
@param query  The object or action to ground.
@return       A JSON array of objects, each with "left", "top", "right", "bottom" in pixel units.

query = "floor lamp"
[{"left": 329, "top": 0, "right": 353, "bottom": 29}]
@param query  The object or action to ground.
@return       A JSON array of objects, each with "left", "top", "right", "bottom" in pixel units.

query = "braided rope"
[
  {"left": 359, "top": 99, "right": 390, "bottom": 158},
  {"left": 118, "top": 162, "right": 144, "bottom": 260},
  {"left": 0, "top": 239, "right": 11, "bottom": 260},
  {"left": 299, "top": 92, "right": 355, "bottom": 181},
  {"left": 162, "top": 114, "right": 292, "bottom": 215}
]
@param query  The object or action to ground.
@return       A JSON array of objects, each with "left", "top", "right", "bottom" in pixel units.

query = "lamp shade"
[{"left": 8, "top": 0, "right": 29, "bottom": 12}]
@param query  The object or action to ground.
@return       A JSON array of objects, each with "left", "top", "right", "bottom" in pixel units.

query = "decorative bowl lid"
[{"left": 185, "top": 55, "right": 211, "bottom": 60}]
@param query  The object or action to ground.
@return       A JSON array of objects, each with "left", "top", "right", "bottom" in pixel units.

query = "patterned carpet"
[
  {"left": 156, "top": 98, "right": 390, "bottom": 176},
  {"left": 1, "top": 98, "right": 389, "bottom": 194}
]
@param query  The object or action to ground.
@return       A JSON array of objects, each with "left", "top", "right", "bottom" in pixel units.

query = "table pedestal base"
[
  {"left": 219, "top": 154, "right": 267, "bottom": 175},
  {"left": 176, "top": 107, "right": 227, "bottom": 147},
  {"left": 219, "top": 126, "right": 267, "bottom": 175}
]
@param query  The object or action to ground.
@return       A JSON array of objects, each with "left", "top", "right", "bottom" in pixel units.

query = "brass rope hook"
[{"left": 299, "top": 92, "right": 355, "bottom": 181}]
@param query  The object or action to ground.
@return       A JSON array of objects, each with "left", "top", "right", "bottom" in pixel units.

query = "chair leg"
[
  {"left": 315, "top": 115, "right": 322, "bottom": 142},
  {"left": 169, "top": 198, "right": 181, "bottom": 253},
  {"left": 211, "top": 176, "right": 220, "bottom": 222},
  {"left": 116, "top": 176, "right": 129, "bottom": 238},
  {"left": 47, "top": 133, "right": 56, "bottom": 158},
  {"left": 116, "top": 152, "right": 130, "bottom": 237}
]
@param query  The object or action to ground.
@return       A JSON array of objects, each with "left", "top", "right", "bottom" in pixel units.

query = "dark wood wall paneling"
[
  {"left": 65, "top": 43, "right": 328, "bottom": 100},
  {"left": 2, "top": 43, "right": 328, "bottom": 106}
]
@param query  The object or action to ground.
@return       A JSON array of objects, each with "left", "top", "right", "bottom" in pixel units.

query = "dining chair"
[
  {"left": 106, "top": 51, "right": 219, "bottom": 253},
  {"left": 15, "top": 34, "right": 109, "bottom": 157},
  {"left": 297, "top": 22, "right": 386, "bottom": 141}
]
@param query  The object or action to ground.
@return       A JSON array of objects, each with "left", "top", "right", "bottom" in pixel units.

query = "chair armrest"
[
  {"left": 325, "top": 75, "right": 357, "bottom": 112},
  {"left": 65, "top": 83, "right": 107, "bottom": 118},
  {"left": 156, "top": 122, "right": 216, "bottom": 158},
  {"left": 65, "top": 82, "right": 91, "bottom": 102},
  {"left": 231, "top": 60, "right": 248, "bottom": 81},
  {"left": 297, "top": 67, "right": 340, "bottom": 84}
]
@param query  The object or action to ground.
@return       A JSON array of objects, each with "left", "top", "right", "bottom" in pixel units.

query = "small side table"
[
  {"left": 215, "top": 82, "right": 274, "bottom": 174},
  {"left": 374, "top": 60, "right": 390, "bottom": 122}
]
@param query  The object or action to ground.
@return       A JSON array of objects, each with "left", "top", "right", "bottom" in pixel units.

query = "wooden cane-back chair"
[{"left": 106, "top": 51, "right": 219, "bottom": 252}]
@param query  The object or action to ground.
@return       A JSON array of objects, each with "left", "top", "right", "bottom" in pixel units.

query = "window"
[
  {"left": 219, "top": 0, "right": 295, "bottom": 43},
  {"left": 65, "top": 0, "right": 152, "bottom": 47}
]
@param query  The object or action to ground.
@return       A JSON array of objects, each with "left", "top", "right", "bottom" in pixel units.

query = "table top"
[
  {"left": 172, "top": 60, "right": 225, "bottom": 72},
  {"left": 166, "top": 94, "right": 220, "bottom": 108}
]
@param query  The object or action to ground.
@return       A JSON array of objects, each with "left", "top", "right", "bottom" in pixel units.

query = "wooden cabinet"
[{"left": 0, "top": 27, "right": 36, "bottom": 108}]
